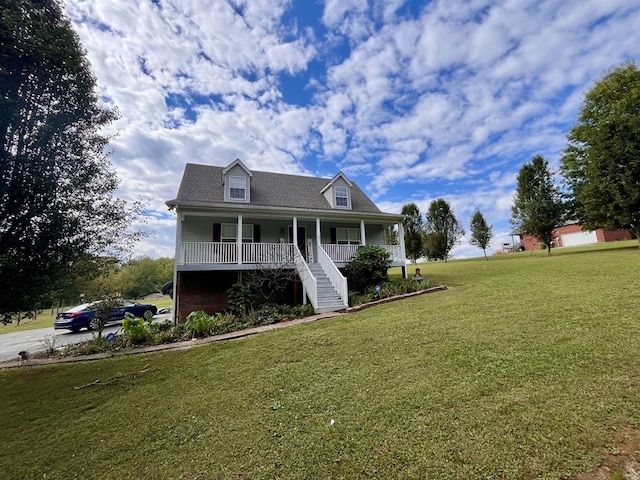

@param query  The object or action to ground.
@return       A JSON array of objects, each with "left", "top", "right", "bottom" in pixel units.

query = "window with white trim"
[
  {"left": 335, "top": 186, "right": 348, "bottom": 207},
  {"left": 336, "top": 227, "right": 360, "bottom": 245},
  {"left": 229, "top": 175, "right": 247, "bottom": 200},
  {"left": 221, "top": 223, "right": 253, "bottom": 242}
]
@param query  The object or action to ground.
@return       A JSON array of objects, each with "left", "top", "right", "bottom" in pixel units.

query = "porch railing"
[
  {"left": 321, "top": 244, "right": 358, "bottom": 263},
  {"left": 180, "top": 242, "right": 404, "bottom": 266},
  {"left": 243, "top": 243, "right": 295, "bottom": 264},
  {"left": 180, "top": 242, "right": 294, "bottom": 265},
  {"left": 320, "top": 244, "right": 404, "bottom": 263},
  {"left": 294, "top": 245, "right": 317, "bottom": 311},
  {"left": 181, "top": 242, "right": 237, "bottom": 264},
  {"left": 317, "top": 245, "right": 348, "bottom": 307}
]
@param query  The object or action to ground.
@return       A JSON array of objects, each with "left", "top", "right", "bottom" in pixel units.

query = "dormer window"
[
  {"left": 321, "top": 171, "right": 353, "bottom": 210},
  {"left": 228, "top": 175, "right": 247, "bottom": 201},
  {"left": 335, "top": 186, "right": 348, "bottom": 207},
  {"left": 223, "top": 158, "right": 252, "bottom": 203}
]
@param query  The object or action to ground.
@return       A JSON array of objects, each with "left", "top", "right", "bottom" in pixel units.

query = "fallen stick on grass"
[{"left": 73, "top": 364, "right": 152, "bottom": 389}]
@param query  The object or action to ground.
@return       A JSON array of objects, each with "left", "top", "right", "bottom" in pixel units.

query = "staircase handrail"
[
  {"left": 294, "top": 245, "right": 317, "bottom": 311},
  {"left": 317, "top": 245, "right": 348, "bottom": 307}
]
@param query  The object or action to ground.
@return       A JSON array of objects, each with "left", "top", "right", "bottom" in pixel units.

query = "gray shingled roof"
[{"left": 167, "top": 163, "right": 392, "bottom": 216}]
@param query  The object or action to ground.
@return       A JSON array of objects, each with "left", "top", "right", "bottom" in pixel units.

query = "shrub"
[
  {"left": 344, "top": 245, "right": 392, "bottom": 293},
  {"left": 210, "top": 312, "right": 239, "bottom": 335},
  {"left": 227, "top": 283, "right": 254, "bottom": 315}
]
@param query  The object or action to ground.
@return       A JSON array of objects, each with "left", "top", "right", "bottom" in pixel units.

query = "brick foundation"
[{"left": 176, "top": 270, "right": 302, "bottom": 321}]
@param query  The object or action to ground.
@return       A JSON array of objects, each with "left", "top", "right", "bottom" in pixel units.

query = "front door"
[{"left": 289, "top": 226, "right": 307, "bottom": 260}]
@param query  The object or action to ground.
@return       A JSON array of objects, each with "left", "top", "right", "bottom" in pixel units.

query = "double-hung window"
[
  {"left": 336, "top": 227, "right": 360, "bottom": 245},
  {"left": 221, "top": 223, "right": 253, "bottom": 243},
  {"left": 229, "top": 175, "right": 247, "bottom": 200},
  {"left": 335, "top": 186, "right": 348, "bottom": 207}
]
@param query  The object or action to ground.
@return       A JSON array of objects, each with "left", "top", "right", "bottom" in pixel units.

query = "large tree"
[
  {"left": 1, "top": 0, "right": 142, "bottom": 317},
  {"left": 511, "top": 155, "right": 565, "bottom": 256},
  {"left": 424, "top": 199, "right": 465, "bottom": 262},
  {"left": 560, "top": 63, "right": 640, "bottom": 244},
  {"left": 401, "top": 202, "right": 423, "bottom": 263},
  {"left": 469, "top": 209, "right": 493, "bottom": 260}
]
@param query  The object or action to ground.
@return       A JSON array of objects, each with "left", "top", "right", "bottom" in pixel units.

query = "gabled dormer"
[
  {"left": 321, "top": 172, "right": 353, "bottom": 210},
  {"left": 222, "top": 158, "right": 252, "bottom": 203}
]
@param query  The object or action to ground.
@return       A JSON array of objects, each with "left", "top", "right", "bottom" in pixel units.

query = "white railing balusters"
[{"left": 317, "top": 245, "right": 348, "bottom": 307}]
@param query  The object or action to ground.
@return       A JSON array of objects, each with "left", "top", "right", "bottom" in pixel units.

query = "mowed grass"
[
  {"left": 1, "top": 242, "right": 639, "bottom": 479},
  {"left": 0, "top": 296, "right": 173, "bottom": 333}
]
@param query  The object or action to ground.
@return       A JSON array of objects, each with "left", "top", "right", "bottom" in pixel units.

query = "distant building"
[{"left": 514, "top": 223, "right": 632, "bottom": 251}]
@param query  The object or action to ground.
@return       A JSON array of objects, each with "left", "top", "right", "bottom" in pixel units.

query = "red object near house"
[{"left": 519, "top": 223, "right": 632, "bottom": 251}]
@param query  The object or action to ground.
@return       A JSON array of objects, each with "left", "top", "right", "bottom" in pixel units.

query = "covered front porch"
[
  {"left": 175, "top": 212, "right": 407, "bottom": 269},
  {"left": 178, "top": 242, "right": 405, "bottom": 268}
]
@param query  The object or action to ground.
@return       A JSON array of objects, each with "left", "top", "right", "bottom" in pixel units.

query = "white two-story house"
[{"left": 166, "top": 159, "right": 407, "bottom": 320}]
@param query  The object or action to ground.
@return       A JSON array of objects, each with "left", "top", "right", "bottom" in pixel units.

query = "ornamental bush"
[{"left": 344, "top": 245, "right": 392, "bottom": 293}]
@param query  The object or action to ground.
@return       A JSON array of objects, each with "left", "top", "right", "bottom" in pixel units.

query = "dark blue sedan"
[{"left": 54, "top": 300, "right": 158, "bottom": 332}]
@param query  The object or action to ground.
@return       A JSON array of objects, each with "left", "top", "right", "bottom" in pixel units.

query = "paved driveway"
[{"left": 0, "top": 314, "right": 172, "bottom": 363}]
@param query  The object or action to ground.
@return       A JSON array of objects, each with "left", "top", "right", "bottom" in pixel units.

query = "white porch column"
[
  {"left": 237, "top": 214, "right": 243, "bottom": 264},
  {"left": 360, "top": 220, "right": 366, "bottom": 246},
  {"left": 397, "top": 222, "right": 407, "bottom": 278},
  {"left": 316, "top": 218, "right": 321, "bottom": 246},
  {"left": 292, "top": 216, "right": 298, "bottom": 247}
]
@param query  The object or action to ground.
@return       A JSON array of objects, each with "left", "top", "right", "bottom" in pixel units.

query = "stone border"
[{"left": 0, "top": 285, "right": 446, "bottom": 369}]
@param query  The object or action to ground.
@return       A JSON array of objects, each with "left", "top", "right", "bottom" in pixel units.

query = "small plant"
[
  {"left": 92, "top": 294, "right": 121, "bottom": 339},
  {"left": 211, "top": 312, "right": 239, "bottom": 335},
  {"left": 122, "top": 312, "right": 152, "bottom": 345},
  {"left": 40, "top": 334, "right": 59, "bottom": 355},
  {"left": 185, "top": 310, "right": 215, "bottom": 338},
  {"left": 226, "top": 283, "right": 254, "bottom": 315}
]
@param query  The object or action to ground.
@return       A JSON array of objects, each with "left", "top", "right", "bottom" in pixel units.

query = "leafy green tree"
[
  {"left": 0, "top": 0, "right": 144, "bottom": 318},
  {"left": 422, "top": 232, "right": 445, "bottom": 261},
  {"left": 119, "top": 257, "right": 174, "bottom": 299},
  {"left": 401, "top": 203, "right": 423, "bottom": 263},
  {"left": 511, "top": 155, "right": 565, "bottom": 256},
  {"left": 384, "top": 225, "right": 398, "bottom": 245},
  {"left": 469, "top": 209, "right": 493, "bottom": 260},
  {"left": 344, "top": 245, "right": 391, "bottom": 293},
  {"left": 561, "top": 63, "right": 640, "bottom": 244},
  {"left": 424, "top": 199, "right": 465, "bottom": 262}
]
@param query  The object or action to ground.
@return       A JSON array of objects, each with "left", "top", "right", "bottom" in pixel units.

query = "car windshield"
[{"left": 67, "top": 303, "right": 92, "bottom": 313}]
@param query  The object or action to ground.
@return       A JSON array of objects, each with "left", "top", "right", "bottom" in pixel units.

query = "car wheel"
[
  {"left": 88, "top": 318, "right": 101, "bottom": 330},
  {"left": 144, "top": 309, "right": 154, "bottom": 318}
]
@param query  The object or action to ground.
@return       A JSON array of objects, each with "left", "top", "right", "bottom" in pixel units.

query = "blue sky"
[{"left": 65, "top": 0, "right": 640, "bottom": 260}]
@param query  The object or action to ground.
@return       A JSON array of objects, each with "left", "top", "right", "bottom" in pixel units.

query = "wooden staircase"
[{"left": 308, "top": 263, "right": 347, "bottom": 313}]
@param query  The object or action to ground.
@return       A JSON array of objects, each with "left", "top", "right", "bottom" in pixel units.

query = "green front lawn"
[{"left": 0, "top": 242, "right": 639, "bottom": 479}]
